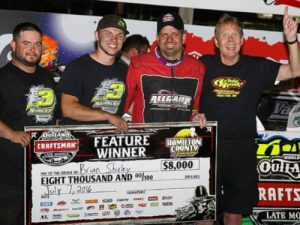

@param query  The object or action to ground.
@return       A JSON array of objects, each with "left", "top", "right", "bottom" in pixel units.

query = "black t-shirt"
[
  {"left": 0, "top": 63, "right": 57, "bottom": 129},
  {"left": 57, "top": 54, "right": 127, "bottom": 125},
  {"left": 200, "top": 54, "right": 280, "bottom": 138},
  {"left": 0, "top": 62, "right": 57, "bottom": 185}
]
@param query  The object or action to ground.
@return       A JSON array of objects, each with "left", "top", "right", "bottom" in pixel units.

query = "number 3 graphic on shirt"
[
  {"left": 37, "top": 89, "right": 55, "bottom": 107},
  {"left": 106, "top": 83, "right": 125, "bottom": 100}
]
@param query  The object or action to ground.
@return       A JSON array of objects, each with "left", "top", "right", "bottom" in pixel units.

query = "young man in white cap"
[{"left": 58, "top": 14, "right": 129, "bottom": 132}]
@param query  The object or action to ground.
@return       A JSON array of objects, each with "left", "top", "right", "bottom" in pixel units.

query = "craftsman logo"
[
  {"left": 258, "top": 182, "right": 300, "bottom": 207},
  {"left": 34, "top": 130, "right": 79, "bottom": 166},
  {"left": 35, "top": 140, "right": 78, "bottom": 152}
]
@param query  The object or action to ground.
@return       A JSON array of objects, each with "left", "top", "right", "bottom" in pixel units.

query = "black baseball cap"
[
  {"left": 157, "top": 12, "right": 184, "bottom": 33},
  {"left": 96, "top": 14, "right": 129, "bottom": 34}
]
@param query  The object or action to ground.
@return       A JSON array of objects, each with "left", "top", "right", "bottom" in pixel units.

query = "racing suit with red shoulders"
[{"left": 125, "top": 48, "right": 205, "bottom": 123}]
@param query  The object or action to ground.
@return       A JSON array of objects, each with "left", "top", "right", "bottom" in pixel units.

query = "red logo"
[
  {"left": 34, "top": 140, "right": 79, "bottom": 152},
  {"left": 264, "top": 0, "right": 300, "bottom": 8}
]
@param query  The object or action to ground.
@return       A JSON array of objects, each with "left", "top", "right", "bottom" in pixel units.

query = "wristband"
[{"left": 286, "top": 37, "right": 298, "bottom": 45}]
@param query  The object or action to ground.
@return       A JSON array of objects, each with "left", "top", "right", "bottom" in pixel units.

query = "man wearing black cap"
[
  {"left": 124, "top": 12, "right": 206, "bottom": 128},
  {"left": 57, "top": 14, "right": 128, "bottom": 132}
]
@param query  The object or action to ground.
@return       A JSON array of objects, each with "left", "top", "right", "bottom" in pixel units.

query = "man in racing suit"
[{"left": 125, "top": 12, "right": 206, "bottom": 126}]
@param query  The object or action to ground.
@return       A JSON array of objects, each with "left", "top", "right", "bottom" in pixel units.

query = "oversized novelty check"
[{"left": 26, "top": 122, "right": 217, "bottom": 224}]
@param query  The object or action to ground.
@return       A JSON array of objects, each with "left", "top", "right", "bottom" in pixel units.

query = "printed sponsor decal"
[
  {"left": 124, "top": 209, "right": 132, "bottom": 215},
  {"left": 135, "top": 210, "right": 143, "bottom": 215},
  {"left": 162, "top": 196, "right": 173, "bottom": 200},
  {"left": 108, "top": 204, "right": 117, "bottom": 210},
  {"left": 40, "top": 208, "right": 49, "bottom": 212},
  {"left": 162, "top": 202, "right": 173, "bottom": 206},
  {"left": 102, "top": 211, "right": 111, "bottom": 216},
  {"left": 85, "top": 199, "right": 98, "bottom": 204},
  {"left": 84, "top": 212, "right": 99, "bottom": 217},
  {"left": 149, "top": 90, "right": 192, "bottom": 109},
  {"left": 150, "top": 202, "right": 159, "bottom": 207},
  {"left": 87, "top": 205, "right": 96, "bottom": 210},
  {"left": 53, "top": 208, "right": 68, "bottom": 212},
  {"left": 121, "top": 203, "right": 134, "bottom": 208},
  {"left": 258, "top": 182, "right": 300, "bottom": 207},
  {"left": 257, "top": 157, "right": 300, "bottom": 180},
  {"left": 211, "top": 77, "right": 246, "bottom": 98},
  {"left": 34, "top": 130, "right": 79, "bottom": 166},
  {"left": 57, "top": 200, "right": 66, "bottom": 206},
  {"left": 70, "top": 199, "right": 81, "bottom": 205},
  {"left": 40, "top": 214, "right": 48, "bottom": 220},
  {"left": 148, "top": 196, "right": 158, "bottom": 201},
  {"left": 133, "top": 197, "right": 144, "bottom": 201},
  {"left": 251, "top": 208, "right": 300, "bottom": 225},
  {"left": 72, "top": 207, "right": 83, "bottom": 210},
  {"left": 166, "top": 127, "right": 201, "bottom": 157},
  {"left": 127, "top": 190, "right": 146, "bottom": 194},
  {"left": 91, "top": 79, "right": 125, "bottom": 113},
  {"left": 138, "top": 203, "right": 147, "bottom": 207},
  {"left": 256, "top": 135, "right": 300, "bottom": 159},
  {"left": 117, "top": 198, "right": 129, "bottom": 202},
  {"left": 67, "top": 214, "right": 80, "bottom": 218},
  {"left": 52, "top": 214, "right": 62, "bottom": 219},
  {"left": 26, "top": 85, "right": 56, "bottom": 123},
  {"left": 114, "top": 209, "right": 121, "bottom": 216},
  {"left": 40, "top": 202, "right": 52, "bottom": 207}
]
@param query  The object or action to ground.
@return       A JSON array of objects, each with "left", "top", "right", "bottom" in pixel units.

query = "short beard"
[
  {"left": 13, "top": 53, "right": 40, "bottom": 67},
  {"left": 98, "top": 41, "right": 119, "bottom": 57}
]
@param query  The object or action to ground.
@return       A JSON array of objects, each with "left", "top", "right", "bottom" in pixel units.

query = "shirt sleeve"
[
  {"left": 193, "top": 60, "right": 206, "bottom": 113},
  {"left": 261, "top": 58, "right": 281, "bottom": 90},
  {"left": 57, "top": 62, "right": 83, "bottom": 99},
  {"left": 124, "top": 60, "right": 138, "bottom": 113}
]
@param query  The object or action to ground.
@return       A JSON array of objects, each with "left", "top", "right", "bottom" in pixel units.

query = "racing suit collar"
[{"left": 155, "top": 47, "right": 184, "bottom": 67}]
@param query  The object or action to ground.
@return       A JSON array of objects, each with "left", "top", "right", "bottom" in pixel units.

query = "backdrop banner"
[
  {"left": 251, "top": 131, "right": 300, "bottom": 225},
  {"left": 102, "top": 0, "right": 300, "bottom": 16}
]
